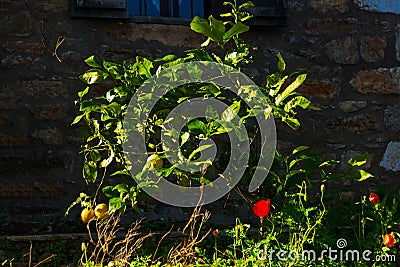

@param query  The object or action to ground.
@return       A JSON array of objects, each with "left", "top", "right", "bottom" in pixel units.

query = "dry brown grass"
[
  {"left": 81, "top": 213, "right": 152, "bottom": 266},
  {"left": 166, "top": 204, "right": 211, "bottom": 266}
]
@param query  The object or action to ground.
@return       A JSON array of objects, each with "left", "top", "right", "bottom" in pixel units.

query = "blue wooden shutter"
[{"left": 128, "top": 0, "right": 204, "bottom": 19}]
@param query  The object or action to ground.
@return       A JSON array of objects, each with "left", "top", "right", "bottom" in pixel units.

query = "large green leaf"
[
  {"left": 79, "top": 69, "right": 108, "bottom": 84},
  {"left": 275, "top": 74, "right": 307, "bottom": 105},
  {"left": 83, "top": 161, "right": 97, "bottom": 183},
  {"left": 223, "top": 22, "right": 249, "bottom": 44},
  {"left": 221, "top": 101, "right": 241, "bottom": 122},
  {"left": 188, "top": 120, "right": 208, "bottom": 135},
  {"left": 190, "top": 16, "right": 226, "bottom": 46},
  {"left": 84, "top": 55, "right": 102, "bottom": 68},
  {"left": 188, "top": 144, "right": 214, "bottom": 160},
  {"left": 284, "top": 96, "right": 311, "bottom": 113},
  {"left": 103, "top": 60, "right": 123, "bottom": 80},
  {"left": 282, "top": 116, "right": 300, "bottom": 130},
  {"left": 109, "top": 197, "right": 125, "bottom": 213},
  {"left": 154, "top": 54, "right": 178, "bottom": 63},
  {"left": 276, "top": 53, "right": 286, "bottom": 72},
  {"left": 346, "top": 169, "right": 373, "bottom": 181},
  {"left": 136, "top": 56, "right": 154, "bottom": 78},
  {"left": 348, "top": 154, "right": 370, "bottom": 167}
]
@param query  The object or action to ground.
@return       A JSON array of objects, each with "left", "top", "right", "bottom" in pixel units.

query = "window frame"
[{"left": 70, "top": 0, "right": 288, "bottom": 27}]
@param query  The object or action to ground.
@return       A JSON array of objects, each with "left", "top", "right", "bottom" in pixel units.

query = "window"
[{"left": 71, "top": 0, "right": 287, "bottom": 26}]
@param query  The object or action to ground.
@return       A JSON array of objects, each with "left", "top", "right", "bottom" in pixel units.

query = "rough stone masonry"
[{"left": 0, "top": 0, "right": 399, "bottom": 234}]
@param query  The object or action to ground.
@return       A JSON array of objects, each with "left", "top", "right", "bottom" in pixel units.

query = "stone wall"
[{"left": 0, "top": 0, "right": 399, "bottom": 234}]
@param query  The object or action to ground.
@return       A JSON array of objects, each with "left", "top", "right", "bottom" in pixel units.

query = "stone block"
[
  {"left": 1, "top": 11, "right": 36, "bottom": 36},
  {"left": 360, "top": 36, "right": 386, "bottom": 62},
  {"left": 384, "top": 103, "right": 400, "bottom": 131},
  {"left": 350, "top": 68, "right": 400, "bottom": 95},
  {"left": 0, "top": 182, "right": 33, "bottom": 198},
  {"left": 32, "top": 127, "right": 62, "bottom": 145},
  {"left": 340, "top": 150, "right": 372, "bottom": 170},
  {"left": 326, "top": 114, "right": 378, "bottom": 133},
  {"left": 19, "top": 80, "right": 65, "bottom": 98},
  {"left": 326, "top": 36, "right": 359, "bottom": 64},
  {"left": 310, "top": 0, "right": 348, "bottom": 13},
  {"left": 1, "top": 55, "right": 45, "bottom": 70},
  {"left": 0, "top": 114, "right": 8, "bottom": 125},
  {"left": 365, "top": 136, "right": 388, "bottom": 148},
  {"left": 306, "top": 18, "right": 358, "bottom": 35},
  {"left": 396, "top": 24, "right": 400, "bottom": 62},
  {"left": 3, "top": 41, "right": 43, "bottom": 55},
  {"left": 30, "top": 103, "right": 68, "bottom": 120},
  {"left": 380, "top": 141, "right": 400, "bottom": 171},
  {"left": 374, "top": 19, "right": 391, "bottom": 32},
  {"left": 339, "top": 100, "right": 367, "bottom": 113},
  {"left": 41, "top": 0, "right": 69, "bottom": 12},
  {"left": 106, "top": 23, "right": 202, "bottom": 48},
  {"left": 0, "top": 133, "right": 29, "bottom": 147},
  {"left": 287, "top": 1, "right": 303, "bottom": 11},
  {"left": 298, "top": 79, "right": 340, "bottom": 100},
  {"left": 0, "top": 85, "right": 16, "bottom": 109},
  {"left": 34, "top": 181, "right": 61, "bottom": 198}
]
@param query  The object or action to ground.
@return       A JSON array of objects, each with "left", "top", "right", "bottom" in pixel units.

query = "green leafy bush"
[{"left": 63, "top": 1, "right": 399, "bottom": 266}]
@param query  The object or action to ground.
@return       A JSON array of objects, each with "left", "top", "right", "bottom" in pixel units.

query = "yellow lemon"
[
  {"left": 177, "top": 174, "right": 190, "bottom": 187},
  {"left": 149, "top": 157, "right": 163, "bottom": 170},
  {"left": 81, "top": 208, "right": 95, "bottom": 224},
  {"left": 94, "top": 203, "right": 109, "bottom": 219}
]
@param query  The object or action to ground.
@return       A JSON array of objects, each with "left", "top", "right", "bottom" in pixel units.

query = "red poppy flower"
[
  {"left": 212, "top": 229, "right": 219, "bottom": 236},
  {"left": 383, "top": 234, "right": 395, "bottom": 246},
  {"left": 369, "top": 193, "right": 379, "bottom": 205},
  {"left": 253, "top": 199, "right": 271, "bottom": 218}
]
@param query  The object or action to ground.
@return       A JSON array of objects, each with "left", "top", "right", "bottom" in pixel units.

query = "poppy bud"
[
  {"left": 383, "top": 234, "right": 395, "bottom": 246},
  {"left": 321, "top": 184, "right": 326, "bottom": 194},
  {"left": 369, "top": 193, "right": 379, "bottom": 205}
]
